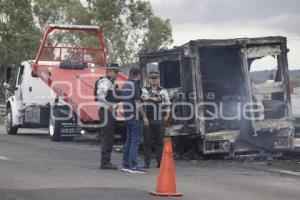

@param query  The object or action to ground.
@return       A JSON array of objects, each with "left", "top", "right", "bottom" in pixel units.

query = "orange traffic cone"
[{"left": 150, "top": 137, "right": 182, "bottom": 197}]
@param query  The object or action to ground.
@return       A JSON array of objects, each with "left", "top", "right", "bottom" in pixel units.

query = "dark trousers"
[
  {"left": 143, "top": 120, "right": 165, "bottom": 165},
  {"left": 99, "top": 108, "right": 116, "bottom": 165}
]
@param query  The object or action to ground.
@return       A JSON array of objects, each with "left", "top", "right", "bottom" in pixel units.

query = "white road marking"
[{"left": 0, "top": 156, "right": 10, "bottom": 161}]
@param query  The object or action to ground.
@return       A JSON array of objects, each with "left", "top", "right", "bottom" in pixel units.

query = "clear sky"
[{"left": 149, "top": 0, "right": 300, "bottom": 70}]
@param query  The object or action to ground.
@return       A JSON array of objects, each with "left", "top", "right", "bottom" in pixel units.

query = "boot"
[
  {"left": 143, "top": 161, "right": 150, "bottom": 169},
  {"left": 100, "top": 162, "right": 118, "bottom": 170}
]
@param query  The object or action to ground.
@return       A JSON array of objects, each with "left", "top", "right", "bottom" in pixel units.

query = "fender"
[{"left": 6, "top": 96, "right": 19, "bottom": 127}]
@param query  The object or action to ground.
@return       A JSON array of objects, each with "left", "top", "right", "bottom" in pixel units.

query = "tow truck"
[{"left": 4, "top": 24, "right": 127, "bottom": 141}]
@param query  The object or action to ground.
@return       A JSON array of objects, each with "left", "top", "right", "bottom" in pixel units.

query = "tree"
[
  {"left": 0, "top": 0, "right": 41, "bottom": 62},
  {"left": 0, "top": 0, "right": 41, "bottom": 102},
  {"left": 87, "top": 0, "right": 173, "bottom": 64},
  {"left": 32, "top": 0, "right": 91, "bottom": 30},
  {"left": 140, "top": 16, "right": 172, "bottom": 53}
]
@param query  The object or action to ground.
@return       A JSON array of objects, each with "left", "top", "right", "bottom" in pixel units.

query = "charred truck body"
[{"left": 140, "top": 36, "right": 294, "bottom": 155}]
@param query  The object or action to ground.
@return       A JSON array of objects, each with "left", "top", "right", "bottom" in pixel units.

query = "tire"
[
  {"left": 49, "top": 114, "right": 61, "bottom": 142},
  {"left": 49, "top": 107, "right": 74, "bottom": 142},
  {"left": 6, "top": 107, "right": 18, "bottom": 135}
]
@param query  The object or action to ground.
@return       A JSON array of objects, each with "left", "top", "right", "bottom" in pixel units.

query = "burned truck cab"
[{"left": 139, "top": 36, "right": 294, "bottom": 155}]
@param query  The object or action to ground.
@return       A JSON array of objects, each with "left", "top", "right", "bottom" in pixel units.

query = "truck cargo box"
[{"left": 140, "top": 36, "right": 294, "bottom": 155}]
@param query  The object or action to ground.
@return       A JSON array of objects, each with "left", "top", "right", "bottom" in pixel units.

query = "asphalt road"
[{"left": 0, "top": 127, "right": 300, "bottom": 200}]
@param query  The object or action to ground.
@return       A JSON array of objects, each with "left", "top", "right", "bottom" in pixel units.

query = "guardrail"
[{"left": 0, "top": 105, "right": 5, "bottom": 116}]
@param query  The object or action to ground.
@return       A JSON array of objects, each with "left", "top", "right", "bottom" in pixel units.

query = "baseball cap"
[
  {"left": 148, "top": 70, "right": 160, "bottom": 78},
  {"left": 106, "top": 63, "right": 121, "bottom": 72}
]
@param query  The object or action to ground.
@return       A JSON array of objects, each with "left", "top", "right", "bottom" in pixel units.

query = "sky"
[{"left": 149, "top": 0, "right": 300, "bottom": 70}]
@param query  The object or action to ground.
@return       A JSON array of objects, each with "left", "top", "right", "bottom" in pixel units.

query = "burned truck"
[{"left": 139, "top": 36, "right": 294, "bottom": 155}]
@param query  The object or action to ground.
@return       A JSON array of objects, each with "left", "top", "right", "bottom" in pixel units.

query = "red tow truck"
[{"left": 4, "top": 24, "right": 127, "bottom": 141}]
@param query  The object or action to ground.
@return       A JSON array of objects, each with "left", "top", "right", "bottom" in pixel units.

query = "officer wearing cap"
[
  {"left": 96, "top": 63, "right": 121, "bottom": 170},
  {"left": 142, "top": 70, "right": 171, "bottom": 168}
]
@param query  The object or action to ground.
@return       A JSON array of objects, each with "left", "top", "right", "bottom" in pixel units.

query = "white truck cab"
[{"left": 4, "top": 61, "right": 81, "bottom": 141}]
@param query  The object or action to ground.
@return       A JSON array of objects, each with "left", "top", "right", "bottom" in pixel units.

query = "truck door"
[
  {"left": 197, "top": 47, "right": 245, "bottom": 154},
  {"left": 15, "top": 65, "right": 25, "bottom": 109}
]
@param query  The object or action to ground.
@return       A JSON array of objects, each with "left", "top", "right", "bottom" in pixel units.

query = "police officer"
[
  {"left": 96, "top": 63, "right": 121, "bottom": 170},
  {"left": 142, "top": 70, "right": 171, "bottom": 168}
]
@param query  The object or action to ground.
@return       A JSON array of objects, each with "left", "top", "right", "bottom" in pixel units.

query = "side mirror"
[
  {"left": 31, "top": 71, "right": 38, "bottom": 78},
  {"left": 5, "top": 65, "right": 12, "bottom": 85},
  {"left": 3, "top": 82, "right": 11, "bottom": 89}
]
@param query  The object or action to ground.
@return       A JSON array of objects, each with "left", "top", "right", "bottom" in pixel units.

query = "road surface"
[{"left": 0, "top": 126, "right": 300, "bottom": 200}]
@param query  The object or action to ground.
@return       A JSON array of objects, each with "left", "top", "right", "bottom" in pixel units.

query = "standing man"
[
  {"left": 142, "top": 70, "right": 171, "bottom": 169},
  {"left": 96, "top": 63, "right": 121, "bottom": 170},
  {"left": 121, "top": 67, "right": 149, "bottom": 173}
]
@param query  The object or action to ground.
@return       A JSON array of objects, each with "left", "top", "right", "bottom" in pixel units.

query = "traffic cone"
[{"left": 150, "top": 137, "right": 182, "bottom": 197}]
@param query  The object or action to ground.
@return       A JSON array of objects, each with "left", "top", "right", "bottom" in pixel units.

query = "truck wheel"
[
  {"left": 6, "top": 107, "right": 18, "bottom": 135},
  {"left": 49, "top": 116, "right": 61, "bottom": 142}
]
